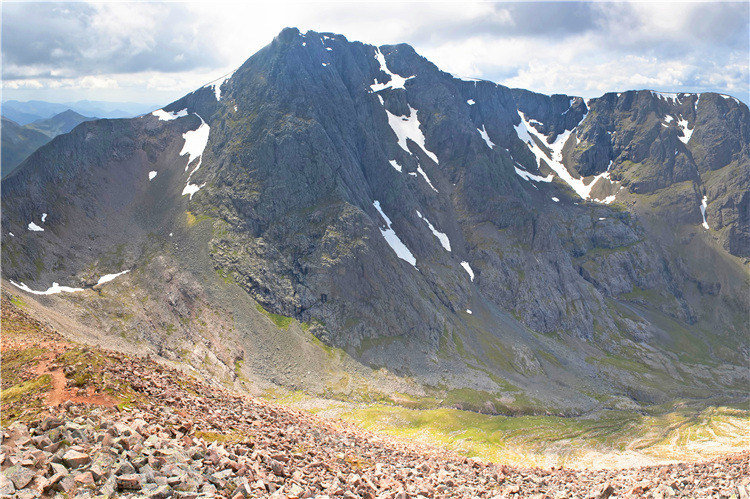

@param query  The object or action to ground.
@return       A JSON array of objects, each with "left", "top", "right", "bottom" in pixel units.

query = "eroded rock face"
[{"left": 1, "top": 27, "right": 748, "bottom": 406}]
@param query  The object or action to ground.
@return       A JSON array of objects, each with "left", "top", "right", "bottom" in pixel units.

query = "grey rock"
[{"left": 4, "top": 465, "right": 35, "bottom": 489}]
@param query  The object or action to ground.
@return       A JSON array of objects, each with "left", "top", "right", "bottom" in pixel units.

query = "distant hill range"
[
  {"left": 1, "top": 110, "right": 95, "bottom": 177},
  {"left": 1, "top": 99, "right": 159, "bottom": 124}
]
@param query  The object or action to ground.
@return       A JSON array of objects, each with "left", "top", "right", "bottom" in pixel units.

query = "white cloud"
[{"left": 2, "top": 1, "right": 747, "bottom": 104}]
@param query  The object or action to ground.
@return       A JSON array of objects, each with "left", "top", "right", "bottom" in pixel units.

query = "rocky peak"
[{"left": 2, "top": 28, "right": 748, "bottom": 411}]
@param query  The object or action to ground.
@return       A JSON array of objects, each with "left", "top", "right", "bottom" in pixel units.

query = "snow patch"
[
  {"left": 370, "top": 47, "right": 414, "bottom": 92},
  {"left": 182, "top": 183, "right": 206, "bottom": 199},
  {"left": 41, "top": 213, "right": 47, "bottom": 223},
  {"left": 514, "top": 165, "right": 553, "bottom": 183},
  {"left": 551, "top": 197, "right": 559, "bottom": 202},
  {"left": 388, "top": 159, "right": 403, "bottom": 173},
  {"left": 372, "top": 201, "right": 417, "bottom": 267},
  {"left": 467, "top": 99, "right": 475, "bottom": 105},
  {"left": 514, "top": 111, "right": 609, "bottom": 200},
  {"left": 385, "top": 106, "right": 439, "bottom": 164},
  {"left": 466, "top": 309, "right": 472, "bottom": 314},
  {"left": 10, "top": 280, "right": 84, "bottom": 295},
  {"left": 96, "top": 270, "right": 130, "bottom": 286},
  {"left": 180, "top": 113, "right": 210, "bottom": 199},
  {"left": 592, "top": 194, "right": 617, "bottom": 204},
  {"left": 720, "top": 94, "right": 741, "bottom": 104},
  {"left": 651, "top": 91, "right": 681, "bottom": 104},
  {"left": 700, "top": 196, "right": 710, "bottom": 229},
  {"left": 460, "top": 261, "right": 474, "bottom": 281},
  {"left": 152, "top": 108, "right": 188, "bottom": 121},
  {"left": 416, "top": 210, "right": 451, "bottom": 251},
  {"left": 204, "top": 70, "right": 235, "bottom": 101},
  {"left": 416, "top": 164, "right": 438, "bottom": 192},
  {"left": 149, "top": 171, "right": 157, "bottom": 181},
  {"left": 677, "top": 118, "right": 694, "bottom": 144},
  {"left": 477, "top": 125, "right": 495, "bottom": 149},
  {"left": 28, "top": 222, "right": 44, "bottom": 232}
]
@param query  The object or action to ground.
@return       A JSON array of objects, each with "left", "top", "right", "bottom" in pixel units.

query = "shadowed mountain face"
[
  {"left": 2, "top": 28, "right": 748, "bottom": 413},
  {"left": 1, "top": 110, "right": 96, "bottom": 178},
  {"left": 1, "top": 117, "right": 50, "bottom": 178}
]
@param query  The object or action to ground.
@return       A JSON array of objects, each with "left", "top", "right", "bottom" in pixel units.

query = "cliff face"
[{"left": 2, "top": 28, "right": 748, "bottom": 412}]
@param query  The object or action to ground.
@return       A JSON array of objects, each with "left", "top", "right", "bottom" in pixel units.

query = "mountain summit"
[{"left": 2, "top": 28, "right": 748, "bottom": 414}]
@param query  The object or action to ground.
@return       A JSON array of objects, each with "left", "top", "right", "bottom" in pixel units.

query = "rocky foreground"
[{"left": 1, "top": 297, "right": 749, "bottom": 499}]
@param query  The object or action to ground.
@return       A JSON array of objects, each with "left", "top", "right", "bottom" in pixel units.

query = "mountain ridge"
[{"left": 2, "top": 27, "right": 748, "bottom": 417}]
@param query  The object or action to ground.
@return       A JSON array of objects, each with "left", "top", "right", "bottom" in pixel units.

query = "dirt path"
[{"left": 25, "top": 341, "right": 117, "bottom": 407}]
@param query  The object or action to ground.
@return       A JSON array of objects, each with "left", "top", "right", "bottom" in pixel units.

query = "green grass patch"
[
  {"left": 338, "top": 402, "right": 748, "bottom": 468},
  {"left": 1, "top": 375, "right": 52, "bottom": 425},
  {"left": 255, "top": 303, "right": 294, "bottom": 329},
  {"left": 1, "top": 347, "right": 47, "bottom": 389},
  {"left": 9, "top": 296, "right": 26, "bottom": 309}
]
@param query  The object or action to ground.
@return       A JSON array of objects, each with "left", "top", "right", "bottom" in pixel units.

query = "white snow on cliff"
[
  {"left": 385, "top": 106, "right": 439, "bottom": 164},
  {"left": 514, "top": 165, "right": 553, "bottom": 183},
  {"left": 460, "top": 261, "right": 474, "bottom": 281},
  {"left": 204, "top": 70, "right": 235, "bottom": 101},
  {"left": 10, "top": 281, "right": 84, "bottom": 295},
  {"left": 416, "top": 163, "right": 438, "bottom": 192},
  {"left": 152, "top": 108, "right": 188, "bottom": 121},
  {"left": 416, "top": 210, "right": 451, "bottom": 252},
  {"left": 514, "top": 111, "right": 611, "bottom": 200},
  {"left": 180, "top": 114, "right": 210, "bottom": 199},
  {"left": 677, "top": 118, "right": 694, "bottom": 144},
  {"left": 700, "top": 196, "right": 710, "bottom": 229},
  {"left": 96, "top": 270, "right": 130, "bottom": 286},
  {"left": 477, "top": 125, "right": 495, "bottom": 149},
  {"left": 373, "top": 201, "right": 417, "bottom": 267},
  {"left": 370, "top": 47, "right": 414, "bottom": 92}
]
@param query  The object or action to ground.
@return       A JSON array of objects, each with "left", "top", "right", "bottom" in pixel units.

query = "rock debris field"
[{"left": 1, "top": 298, "right": 748, "bottom": 498}]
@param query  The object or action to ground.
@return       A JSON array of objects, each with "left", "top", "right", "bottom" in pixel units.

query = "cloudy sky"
[{"left": 2, "top": 1, "right": 748, "bottom": 106}]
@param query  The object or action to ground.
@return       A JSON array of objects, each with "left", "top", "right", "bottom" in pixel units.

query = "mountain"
[
  {"left": 24, "top": 109, "right": 95, "bottom": 138},
  {"left": 1, "top": 110, "right": 96, "bottom": 178},
  {"left": 2, "top": 28, "right": 748, "bottom": 418},
  {"left": 1, "top": 117, "right": 51, "bottom": 178},
  {"left": 1, "top": 100, "right": 158, "bottom": 124}
]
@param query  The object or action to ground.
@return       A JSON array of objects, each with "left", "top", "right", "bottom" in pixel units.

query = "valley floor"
[{"left": 2, "top": 295, "right": 749, "bottom": 498}]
